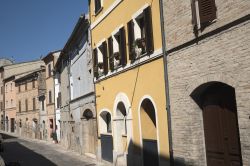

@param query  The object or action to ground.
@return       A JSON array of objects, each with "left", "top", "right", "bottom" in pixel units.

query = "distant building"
[
  {"left": 15, "top": 67, "right": 45, "bottom": 139},
  {"left": 55, "top": 14, "right": 96, "bottom": 156},
  {"left": 42, "top": 51, "right": 60, "bottom": 142}
]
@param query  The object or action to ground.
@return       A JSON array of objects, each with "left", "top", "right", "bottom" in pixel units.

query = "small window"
[
  {"left": 49, "top": 91, "right": 52, "bottom": 104},
  {"left": 19, "top": 101, "right": 21, "bottom": 112},
  {"left": 33, "top": 98, "right": 36, "bottom": 111},
  {"left": 18, "top": 85, "right": 21, "bottom": 93},
  {"left": 48, "top": 64, "right": 52, "bottom": 77},
  {"left": 25, "top": 82, "right": 27, "bottom": 91},
  {"left": 25, "top": 99, "right": 28, "bottom": 111},
  {"left": 32, "top": 80, "right": 35, "bottom": 88},
  {"left": 95, "top": 0, "right": 102, "bottom": 14}
]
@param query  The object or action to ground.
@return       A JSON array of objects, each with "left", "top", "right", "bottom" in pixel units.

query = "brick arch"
[{"left": 185, "top": 73, "right": 237, "bottom": 96}]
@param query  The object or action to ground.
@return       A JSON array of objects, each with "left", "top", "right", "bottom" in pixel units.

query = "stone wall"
[{"left": 162, "top": 0, "right": 250, "bottom": 165}]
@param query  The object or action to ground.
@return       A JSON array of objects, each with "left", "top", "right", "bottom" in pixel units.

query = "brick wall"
[{"left": 162, "top": 0, "right": 250, "bottom": 165}]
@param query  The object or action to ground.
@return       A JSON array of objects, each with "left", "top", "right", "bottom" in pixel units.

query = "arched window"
[{"left": 99, "top": 111, "right": 112, "bottom": 134}]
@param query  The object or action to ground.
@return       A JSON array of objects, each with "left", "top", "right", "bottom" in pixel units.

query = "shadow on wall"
[
  {"left": 0, "top": 141, "right": 56, "bottom": 166},
  {"left": 0, "top": 133, "right": 17, "bottom": 140},
  {"left": 103, "top": 138, "right": 187, "bottom": 166}
]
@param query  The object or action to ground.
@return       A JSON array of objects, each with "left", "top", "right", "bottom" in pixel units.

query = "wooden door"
[
  {"left": 203, "top": 103, "right": 242, "bottom": 166},
  {"left": 10, "top": 118, "right": 15, "bottom": 133}
]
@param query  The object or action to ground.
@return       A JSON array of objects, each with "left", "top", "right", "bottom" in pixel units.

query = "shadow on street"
[{"left": 0, "top": 133, "right": 56, "bottom": 166}]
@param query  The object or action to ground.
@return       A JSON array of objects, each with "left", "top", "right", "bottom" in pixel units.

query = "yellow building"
[{"left": 89, "top": 0, "right": 169, "bottom": 165}]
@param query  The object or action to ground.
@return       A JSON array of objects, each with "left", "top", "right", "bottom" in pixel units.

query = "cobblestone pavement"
[{"left": 0, "top": 132, "right": 105, "bottom": 166}]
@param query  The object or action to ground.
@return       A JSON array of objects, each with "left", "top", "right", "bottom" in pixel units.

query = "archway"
[
  {"left": 191, "top": 82, "right": 242, "bottom": 166},
  {"left": 99, "top": 110, "right": 113, "bottom": 163},
  {"left": 82, "top": 109, "right": 96, "bottom": 155},
  {"left": 140, "top": 98, "right": 159, "bottom": 166}
]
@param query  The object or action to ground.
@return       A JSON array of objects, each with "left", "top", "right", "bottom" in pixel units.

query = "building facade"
[
  {"left": 55, "top": 15, "right": 97, "bottom": 157},
  {"left": 162, "top": 0, "right": 250, "bottom": 165},
  {"left": 42, "top": 51, "right": 60, "bottom": 142},
  {"left": 89, "top": 0, "right": 170, "bottom": 165},
  {"left": 15, "top": 68, "right": 45, "bottom": 139}
]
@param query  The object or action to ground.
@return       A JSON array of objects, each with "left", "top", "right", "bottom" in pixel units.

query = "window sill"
[{"left": 95, "top": 7, "right": 103, "bottom": 16}]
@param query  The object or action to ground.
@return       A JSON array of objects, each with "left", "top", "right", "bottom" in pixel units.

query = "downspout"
[{"left": 159, "top": 0, "right": 174, "bottom": 165}]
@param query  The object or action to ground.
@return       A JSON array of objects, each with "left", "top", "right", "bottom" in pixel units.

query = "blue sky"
[{"left": 0, "top": 0, "right": 88, "bottom": 63}]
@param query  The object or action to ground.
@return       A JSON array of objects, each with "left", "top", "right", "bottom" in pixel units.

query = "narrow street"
[{"left": 0, "top": 132, "right": 102, "bottom": 166}]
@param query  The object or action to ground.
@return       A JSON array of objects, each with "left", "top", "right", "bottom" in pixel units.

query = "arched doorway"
[
  {"left": 114, "top": 102, "right": 127, "bottom": 165},
  {"left": 191, "top": 82, "right": 242, "bottom": 166},
  {"left": 82, "top": 109, "right": 96, "bottom": 155},
  {"left": 99, "top": 111, "right": 113, "bottom": 163},
  {"left": 140, "top": 98, "right": 159, "bottom": 166}
]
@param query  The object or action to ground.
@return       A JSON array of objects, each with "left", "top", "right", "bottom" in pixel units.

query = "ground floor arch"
[{"left": 191, "top": 81, "right": 242, "bottom": 166}]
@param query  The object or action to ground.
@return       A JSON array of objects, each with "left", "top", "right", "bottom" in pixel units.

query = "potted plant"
[
  {"left": 133, "top": 38, "right": 146, "bottom": 58},
  {"left": 98, "top": 62, "right": 104, "bottom": 75},
  {"left": 113, "top": 52, "right": 121, "bottom": 68}
]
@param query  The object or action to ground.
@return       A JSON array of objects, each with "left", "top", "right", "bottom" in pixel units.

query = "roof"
[{"left": 14, "top": 67, "right": 45, "bottom": 83}]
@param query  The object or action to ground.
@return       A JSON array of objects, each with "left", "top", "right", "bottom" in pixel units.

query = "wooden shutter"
[
  {"left": 93, "top": 48, "right": 98, "bottom": 78},
  {"left": 119, "top": 27, "right": 127, "bottom": 66},
  {"left": 144, "top": 6, "right": 154, "bottom": 54},
  {"left": 127, "top": 20, "right": 135, "bottom": 61},
  {"left": 108, "top": 37, "right": 114, "bottom": 71},
  {"left": 198, "top": 0, "right": 216, "bottom": 24},
  {"left": 102, "top": 41, "right": 109, "bottom": 75}
]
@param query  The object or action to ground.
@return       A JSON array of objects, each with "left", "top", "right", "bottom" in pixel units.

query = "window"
[
  {"left": 191, "top": 0, "right": 217, "bottom": 30},
  {"left": 42, "top": 99, "right": 45, "bottom": 111},
  {"left": 32, "top": 80, "right": 35, "bottom": 88},
  {"left": 106, "top": 113, "right": 112, "bottom": 133},
  {"left": 25, "top": 82, "right": 27, "bottom": 91},
  {"left": 18, "top": 85, "right": 21, "bottom": 93},
  {"left": 49, "top": 91, "right": 52, "bottom": 104},
  {"left": 48, "top": 64, "right": 52, "bottom": 77},
  {"left": 93, "top": 41, "right": 108, "bottom": 77},
  {"left": 25, "top": 99, "right": 28, "bottom": 111},
  {"left": 128, "top": 6, "right": 154, "bottom": 61},
  {"left": 57, "top": 92, "right": 61, "bottom": 108},
  {"left": 19, "top": 101, "right": 21, "bottom": 112},
  {"left": 33, "top": 98, "right": 36, "bottom": 111},
  {"left": 95, "top": 0, "right": 102, "bottom": 14}
]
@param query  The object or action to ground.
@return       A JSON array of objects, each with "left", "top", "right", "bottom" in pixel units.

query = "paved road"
[{"left": 0, "top": 132, "right": 102, "bottom": 166}]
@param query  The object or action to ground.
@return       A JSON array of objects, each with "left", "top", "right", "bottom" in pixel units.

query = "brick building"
[
  {"left": 15, "top": 67, "right": 45, "bottom": 139},
  {"left": 161, "top": 0, "right": 250, "bottom": 165}
]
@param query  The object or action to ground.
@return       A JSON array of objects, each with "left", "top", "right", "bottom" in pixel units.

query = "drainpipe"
[{"left": 159, "top": 0, "right": 174, "bottom": 165}]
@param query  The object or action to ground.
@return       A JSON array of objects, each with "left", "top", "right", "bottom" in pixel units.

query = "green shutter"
[{"left": 144, "top": 6, "right": 154, "bottom": 54}]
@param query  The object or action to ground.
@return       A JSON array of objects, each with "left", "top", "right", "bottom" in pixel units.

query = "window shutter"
[
  {"left": 119, "top": 27, "right": 127, "bottom": 66},
  {"left": 102, "top": 41, "right": 109, "bottom": 75},
  {"left": 93, "top": 48, "right": 98, "bottom": 78},
  {"left": 198, "top": 0, "right": 216, "bottom": 24},
  {"left": 144, "top": 6, "right": 154, "bottom": 54},
  {"left": 108, "top": 37, "right": 114, "bottom": 71},
  {"left": 127, "top": 20, "right": 135, "bottom": 61}
]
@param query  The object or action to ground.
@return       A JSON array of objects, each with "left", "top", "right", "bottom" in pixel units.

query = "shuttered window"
[
  {"left": 119, "top": 27, "right": 127, "bottom": 66},
  {"left": 25, "top": 99, "right": 28, "bottom": 111},
  {"left": 19, "top": 101, "right": 21, "bottom": 112},
  {"left": 49, "top": 91, "right": 52, "bottom": 104},
  {"left": 144, "top": 6, "right": 154, "bottom": 54},
  {"left": 95, "top": 0, "right": 102, "bottom": 14},
  {"left": 108, "top": 37, "right": 114, "bottom": 71},
  {"left": 33, "top": 98, "right": 36, "bottom": 111},
  {"left": 93, "top": 49, "right": 98, "bottom": 78},
  {"left": 198, "top": 0, "right": 216, "bottom": 24},
  {"left": 127, "top": 20, "right": 135, "bottom": 61},
  {"left": 102, "top": 41, "right": 109, "bottom": 75}
]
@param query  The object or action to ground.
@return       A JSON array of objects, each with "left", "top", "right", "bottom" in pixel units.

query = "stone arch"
[
  {"left": 113, "top": 92, "right": 133, "bottom": 158},
  {"left": 99, "top": 109, "right": 112, "bottom": 134},
  {"left": 138, "top": 95, "right": 160, "bottom": 166},
  {"left": 186, "top": 73, "right": 237, "bottom": 97}
]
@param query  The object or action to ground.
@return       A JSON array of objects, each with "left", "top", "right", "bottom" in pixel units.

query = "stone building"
[
  {"left": 89, "top": 0, "right": 170, "bottom": 165},
  {"left": 0, "top": 58, "right": 13, "bottom": 130},
  {"left": 55, "top": 14, "right": 97, "bottom": 157},
  {"left": 42, "top": 51, "right": 60, "bottom": 142},
  {"left": 15, "top": 67, "right": 45, "bottom": 139},
  {"left": 161, "top": 0, "right": 250, "bottom": 165}
]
